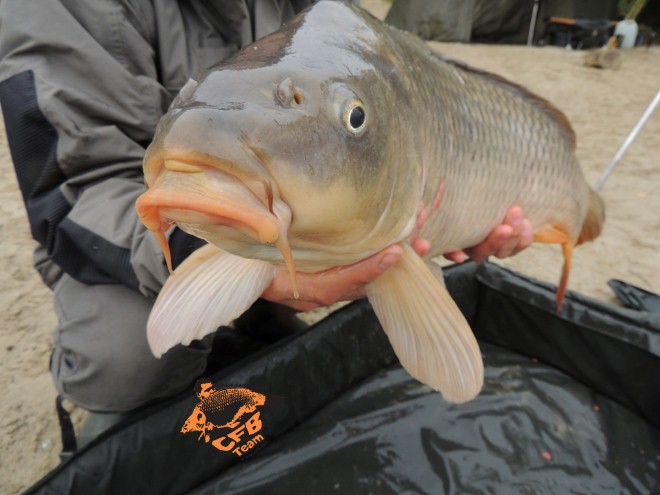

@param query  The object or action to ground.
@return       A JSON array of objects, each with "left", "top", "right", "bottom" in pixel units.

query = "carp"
[
  {"left": 181, "top": 387, "right": 266, "bottom": 441},
  {"left": 136, "top": 1, "right": 604, "bottom": 403}
]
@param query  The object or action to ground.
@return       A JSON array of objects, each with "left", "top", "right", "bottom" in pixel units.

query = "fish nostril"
[{"left": 276, "top": 77, "right": 304, "bottom": 107}]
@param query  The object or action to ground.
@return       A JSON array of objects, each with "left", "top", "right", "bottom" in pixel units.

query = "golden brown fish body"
[
  {"left": 410, "top": 56, "right": 592, "bottom": 255},
  {"left": 136, "top": 1, "right": 603, "bottom": 404}
]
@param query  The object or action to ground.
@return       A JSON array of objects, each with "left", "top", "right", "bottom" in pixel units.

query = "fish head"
[
  {"left": 181, "top": 406, "right": 207, "bottom": 434},
  {"left": 136, "top": 1, "right": 423, "bottom": 272}
]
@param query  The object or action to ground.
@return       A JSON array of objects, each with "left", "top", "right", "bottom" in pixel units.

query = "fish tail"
[{"left": 576, "top": 189, "right": 605, "bottom": 246}]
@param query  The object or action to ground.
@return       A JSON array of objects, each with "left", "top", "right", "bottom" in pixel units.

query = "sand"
[{"left": 1, "top": 7, "right": 659, "bottom": 494}]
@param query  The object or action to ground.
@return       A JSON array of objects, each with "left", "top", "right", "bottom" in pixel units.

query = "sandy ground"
[{"left": 1, "top": 4, "right": 659, "bottom": 493}]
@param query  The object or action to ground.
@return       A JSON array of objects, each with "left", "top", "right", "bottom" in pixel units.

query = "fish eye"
[{"left": 344, "top": 101, "right": 366, "bottom": 135}]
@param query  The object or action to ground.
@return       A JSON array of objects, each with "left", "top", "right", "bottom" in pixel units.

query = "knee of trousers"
[{"left": 50, "top": 274, "right": 212, "bottom": 412}]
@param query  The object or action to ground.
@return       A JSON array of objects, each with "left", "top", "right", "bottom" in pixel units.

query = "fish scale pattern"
[
  {"left": 200, "top": 388, "right": 262, "bottom": 415},
  {"left": 396, "top": 39, "right": 590, "bottom": 255}
]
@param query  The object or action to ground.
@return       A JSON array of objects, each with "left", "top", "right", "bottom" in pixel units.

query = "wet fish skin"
[{"left": 136, "top": 1, "right": 603, "bottom": 403}]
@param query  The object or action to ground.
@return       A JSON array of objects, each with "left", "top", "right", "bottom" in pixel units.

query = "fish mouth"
[
  {"left": 137, "top": 158, "right": 281, "bottom": 245},
  {"left": 136, "top": 152, "right": 299, "bottom": 296}
]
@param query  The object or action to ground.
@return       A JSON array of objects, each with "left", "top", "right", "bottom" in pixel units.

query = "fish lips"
[{"left": 136, "top": 158, "right": 283, "bottom": 246}]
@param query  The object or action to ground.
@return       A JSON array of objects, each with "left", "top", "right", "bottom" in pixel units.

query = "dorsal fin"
[{"left": 432, "top": 51, "right": 577, "bottom": 150}]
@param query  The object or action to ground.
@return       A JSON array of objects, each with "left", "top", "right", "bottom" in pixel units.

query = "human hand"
[
  {"left": 262, "top": 206, "right": 532, "bottom": 311},
  {"left": 262, "top": 244, "right": 410, "bottom": 311},
  {"left": 443, "top": 206, "right": 533, "bottom": 263}
]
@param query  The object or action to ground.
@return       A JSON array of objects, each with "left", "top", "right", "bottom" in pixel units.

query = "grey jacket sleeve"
[
  {"left": 0, "top": 0, "right": 314, "bottom": 297},
  {"left": 0, "top": 1, "right": 183, "bottom": 297}
]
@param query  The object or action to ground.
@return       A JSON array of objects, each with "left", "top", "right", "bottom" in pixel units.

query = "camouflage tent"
[{"left": 385, "top": 0, "right": 620, "bottom": 44}]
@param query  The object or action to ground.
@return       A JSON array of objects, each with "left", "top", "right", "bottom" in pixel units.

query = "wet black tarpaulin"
[{"left": 27, "top": 263, "right": 660, "bottom": 494}]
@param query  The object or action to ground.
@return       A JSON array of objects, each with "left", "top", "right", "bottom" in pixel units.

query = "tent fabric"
[
  {"left": 27, "top": 263, "right": 660, "bottom": 494},
  {"left": 384, "top": 0, "right": 477, "bottom": 42},
  {"left": 638, "top": 1, "right": 660, "bottom": 27},
  {"left": 385, "top": 0, "right": 620, "bottom": 44}
]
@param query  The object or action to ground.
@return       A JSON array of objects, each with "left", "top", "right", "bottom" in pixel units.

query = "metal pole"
[
  {"left": 594, "top": 88, "right": 660, "bottom": 191},
  {"left": 527, "top": 0, "right": 540, "bottom": 46}
]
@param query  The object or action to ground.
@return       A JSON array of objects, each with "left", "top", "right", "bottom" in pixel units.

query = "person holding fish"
[{"left": 0, "top": 0, "right": 532, "bottom": 429}]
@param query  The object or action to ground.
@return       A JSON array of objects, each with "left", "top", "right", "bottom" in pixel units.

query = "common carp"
[
  {"left": 136, "top": 1, "right": 604, "bottom": 403},
  {"left": 181, "top": 387, "right": 266, "bottom": 440}
]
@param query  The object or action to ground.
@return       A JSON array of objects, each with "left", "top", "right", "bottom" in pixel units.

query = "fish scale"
[
  {"left": 200, "top": 388, "right": 259, "bottom": 414},
  {"left": 410, "top": 53, "right": 590, "bottom": 253}
]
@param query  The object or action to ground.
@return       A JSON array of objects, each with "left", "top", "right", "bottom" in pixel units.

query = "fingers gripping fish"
[{"left": 136, "top": 1, "right": 604, "bottom": 403}]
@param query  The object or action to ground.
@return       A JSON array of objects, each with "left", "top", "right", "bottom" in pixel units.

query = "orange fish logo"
[{"left": 181, "top": 379, "right": 267, "bottom": 458}]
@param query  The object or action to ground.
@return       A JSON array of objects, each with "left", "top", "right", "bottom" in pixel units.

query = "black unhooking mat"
[{"left": 28, "top": 263, "right": 660, "bottom": 494}]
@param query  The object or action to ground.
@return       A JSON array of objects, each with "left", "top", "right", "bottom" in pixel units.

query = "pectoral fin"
[
  {"left": 365, "top": 243, "right": 483, "bottom": 403},
  {"left": 147, "top": 244, "right": 276, "bottom": 357}
]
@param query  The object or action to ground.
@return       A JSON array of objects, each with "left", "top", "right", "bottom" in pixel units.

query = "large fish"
[{"left": 136, "top": 1, "right": 604, "bottom": 403}]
